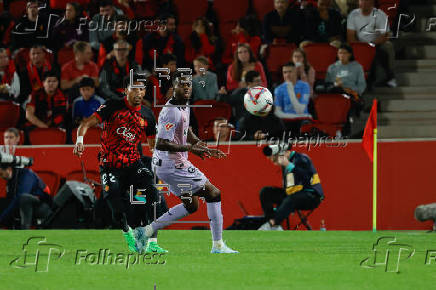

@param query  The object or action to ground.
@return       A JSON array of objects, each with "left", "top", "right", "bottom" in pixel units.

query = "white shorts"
[{"left": 152, "top": 158, "right": 209, "bottom": 197}]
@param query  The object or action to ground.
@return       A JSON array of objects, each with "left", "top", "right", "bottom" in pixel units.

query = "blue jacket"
[
  {"left": 274, "top": 81, "right": 311, "bottom": 117},
  {"left": 0, "top": 168, "right": 50, "bottom": 222}
]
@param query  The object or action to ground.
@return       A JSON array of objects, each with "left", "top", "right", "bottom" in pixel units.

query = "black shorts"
[{"left": 100, "top": 160, "right": 157, "bottom": 205}]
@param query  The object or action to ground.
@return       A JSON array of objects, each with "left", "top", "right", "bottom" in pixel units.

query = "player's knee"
[
  {"left": 184, "top": 202, "right": 198, "bottom": 214},
  {"left": 205, "top": 189, "right": 221, "bottom": 203}
]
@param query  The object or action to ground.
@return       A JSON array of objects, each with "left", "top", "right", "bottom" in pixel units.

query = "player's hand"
[
  {"left": 73, "top": 142, "right": 84, "bottom": 157},
  {"left": 208, "top": 148, "right": 227, "bottom": 159},
  {"left": 189, "top": 144, "right": 211, "bottom": 160},
  {"left": 193, "top": 140, "right": 207, "bottom": 147}
]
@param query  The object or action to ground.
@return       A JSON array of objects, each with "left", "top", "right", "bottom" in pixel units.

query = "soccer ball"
[{"left": 243, "top": 86, "right": 273, "bottom": 117}]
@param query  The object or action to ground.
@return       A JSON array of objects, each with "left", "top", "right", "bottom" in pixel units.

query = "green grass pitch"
[{"left": 0, "top": 230, "right": 435, "bottom": 290}]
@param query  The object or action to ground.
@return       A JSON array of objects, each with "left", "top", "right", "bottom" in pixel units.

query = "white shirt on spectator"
[{"left": 347, "top": 8, "right": 389, "bottom": 43}]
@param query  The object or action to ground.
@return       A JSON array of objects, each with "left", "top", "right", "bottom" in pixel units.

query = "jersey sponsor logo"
[
  {"left": 165, "top": 123, "right": 175, "bottom": 131},
  {"left": 96, "top": 104, "right": 106, "bottom": 112},
  {"left": 116, "top": 127, "right": 136, "bottom": 143},
  {"left": 139, "top": 118, "right": 146, "bottom": 127}
]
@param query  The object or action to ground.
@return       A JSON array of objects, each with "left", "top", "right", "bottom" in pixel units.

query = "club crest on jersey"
[
  {"left": 165, "top": 123, "right": 175, "bottom": 131},
  {"left": 139, "top": 118, "right": 147, "bottom": 127}
]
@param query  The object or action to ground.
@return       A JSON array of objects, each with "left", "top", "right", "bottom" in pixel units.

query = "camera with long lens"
[
  {"left": 0, "top": 151, "right": 33, "bottom": 168},
  {"left": 262, "top": 144, "right": 291, "bottom": 156}
]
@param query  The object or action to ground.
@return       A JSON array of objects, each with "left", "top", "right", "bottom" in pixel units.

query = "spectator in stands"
[
  {"left": 263, "top": 0, "right": 304, "bottom": 45},
  {"left": 274, "top": 62, "right": 312, "bottom": 119},
  {"left": 89, "top": 0, "right": 123, "bottom": 51},
  {"left": 213, "top": 117, "right": 233, "bottom": 142},
  {"left": 141, "top": 14, "right": 185, "bottom": 71},
  {"left": 99, "top": 40, "right": 141, "bottom": 100},
  {"left": 17, "top": 45, "right": 58, "bottom": 105},
  {"left": 26, "top": 71, "right": 67, "bottom": 129},
  {"left": 72, "top": 77, "right": 104, "bottom": 126},
  {"left": 10, "top": 0, "right": 55, "bottom": 51},
  {"left": 0, "top": 165, "right": 53, "bottom": 229},
  {"left": 0, "top": 48, "right": 20, "bottom": 102},
  {"left": 226, "top": 43, "right": 267, "bottom": 91},
  {"left": 3, "top": 128, "right": 20, "bottom": 146},
  {"left": 347, "top": 0, "right": 396, "bottom": 87},
  {"left": 2, "top": 128, "right": 21, "bottom": 155},
  {"left": 185, "top": 17, "right": 216, "bottom": 66},
  {"left": 97, "top": 15, "right": 137, "bottom": 68},
  {"left": 192, "top": 56, "right": 220, "bottom": 102},
  {"left": 222, "top": 70, "right": 262, "bottom": 123},
  {"left": 274, "top": 62, "right": 312, "bottom": 136},
  {"left": 238, "top": 107, "right": 286, "bottom": 141},
  {"left": 325, "top": 44, "right": 366, "bottom": 98},
  {"left": 144, "top": 53, "right": 177, "bottom": 107},
  {"left": 61, "top": 41, "right": 99, "bottom": 99},
  {"left": 291, "top": 48, "right": 316, "bottom": 96},
  {"left": 223, "top": 16, "right": 262, "bottom": 64},
  {"left": 301, "top": 0, "right": 343, "bottom": 49},
  {"left": 51, "top": 2, "right": 89, "bottom": 52}
]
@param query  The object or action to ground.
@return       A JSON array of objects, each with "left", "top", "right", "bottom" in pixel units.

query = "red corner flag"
[{"left": 362, "top": 99, "right": 377, "bottom": 162}]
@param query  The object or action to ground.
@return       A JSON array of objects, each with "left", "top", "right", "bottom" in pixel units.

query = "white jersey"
[{"left": 154, "top": 100, "right": 190, "bottom": 164}]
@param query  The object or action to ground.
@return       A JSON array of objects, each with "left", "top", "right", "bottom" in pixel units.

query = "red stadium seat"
[
  {"left": 192, "top": 100, "right": 232, "bottom": 140},
  {"left": 303, "top": 43, "right": 337, "bottom": 80},
  {"left": 378, "top": 2, "right": 398, "bottom": 27},
  {"left": 300, "top": 94, "right": 351, "bottom": 137},
  {"left": 0, "top": 129, "right": 24, "bottom": 145},
  {"left": 213, "top": 0, "right": 249, "bottom": 23},
  {"left": 29, "top": 128, "right": 66, "bottom": 145},
  {"left": 351, "top": 42, "right": 376, "bottom": 79},
  {"left": 9, "top": 0, "right": 27, "bottom": 20},
  {"left": 252, "top": 0, "right": 274, "bottom": 21},
  {"left": 266, "top": 43, "right": 297, "bottom": 83},
  {"left": 0, "top": 178, "right": 6, "bottom": 198},
  {"left": 66, "top": 170, "right": 101, "bottom": 199},
  {"left": 174, "top": 0, "right": 208, "bottom": 24},
  {"left": 35, "top": 170, "right": 61, "bottom": 197},
  {"left": 72, "top": 127, "right": 102, "bottom": 144},
  {"left": 57, "top": 46, "right": 75, "bottom": 67},
  {"left": 0, "top": 101, "right": 20, "bottom": 129}
]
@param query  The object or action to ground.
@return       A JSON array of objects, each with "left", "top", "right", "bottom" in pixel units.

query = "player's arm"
[
  {"left": 73, "top": 115, "right": 100, "bottom": 156},
  {"left": 187, "top": 127, "right": 205, "bottom": 146},
  {"left": 187, "top": 128, "right": 226, "bottom": 159},
  {"left": 147, "top": 137, "right": 156, "bottom": 153},
  {"left": 25, "top": 105, "right": 48, "bottom": 128},
  {"left": 155, "top": 138, "right": 211, "bottom": 159}
]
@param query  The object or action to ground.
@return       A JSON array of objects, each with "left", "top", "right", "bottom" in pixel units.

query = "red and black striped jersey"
[{"left": 93, "top": 97, "right": 156, "bottom": 169}]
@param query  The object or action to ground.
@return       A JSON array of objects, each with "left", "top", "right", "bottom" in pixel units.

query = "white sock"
[{"left": 213, "top": 239, "right": 224, "bottom": 248}]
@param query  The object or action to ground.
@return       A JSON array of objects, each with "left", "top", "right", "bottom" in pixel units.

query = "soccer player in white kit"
[{"left": 137, "top": 73, "right": 238, "bottom": 253}]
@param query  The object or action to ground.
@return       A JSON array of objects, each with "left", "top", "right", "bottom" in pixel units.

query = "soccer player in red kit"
[{"left": 73, "top": 74, "right": 166, "bottom": 253}]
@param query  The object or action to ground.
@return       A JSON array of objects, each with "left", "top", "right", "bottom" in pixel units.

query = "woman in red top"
[{"left": 226, "top": 43, "right": 267, "bottom": 91}]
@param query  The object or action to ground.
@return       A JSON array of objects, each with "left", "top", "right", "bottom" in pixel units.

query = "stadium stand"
[
  {"left": 301, "top": 94, "right": 351, "bottom": 137},
  {"left": 192, "top": 100, "right": 232, "bottom": 140},
  {"left": 351, "top": 42, "right": 376, "bottom": 79},
  {"left": 0, "top": 102, "right": 20, "bottom": 129},
  {"left": 8, "top": 0, "right": 27, "bottom": 20},
  {"left": 303, "top": 43, "right": 338, "bottom": 80},
  {"left": 28, "top": 128, "right": 67, "bottom": 145},
  {"left": 265, "top": 43, "right": 297, "bottom": 83}
]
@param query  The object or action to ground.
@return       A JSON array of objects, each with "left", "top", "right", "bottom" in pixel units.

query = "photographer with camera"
[
  {"left": 0, "top": 152, "right": 52, "bottom": 229},
  {"left": 258, "top": 144, "right": 324, "bottom": 230}
]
